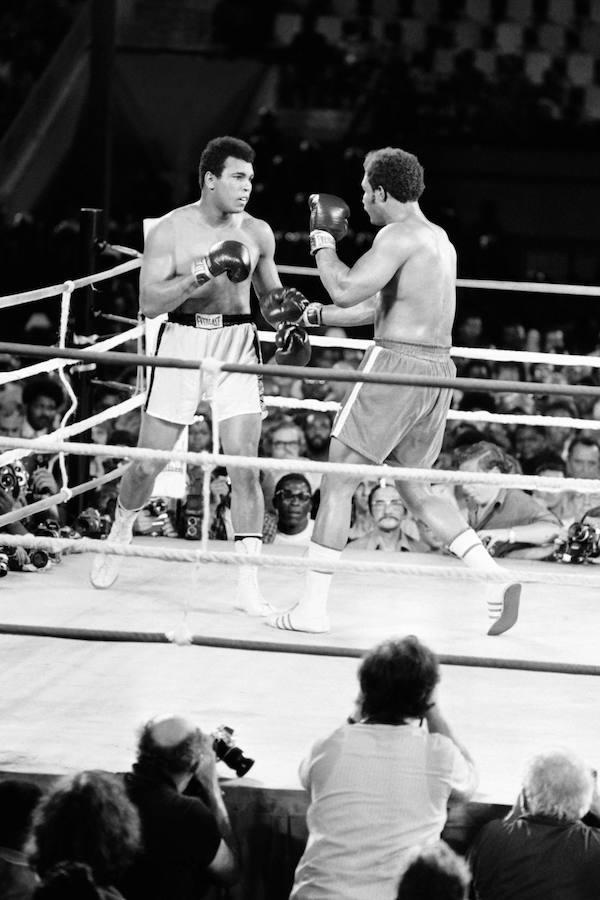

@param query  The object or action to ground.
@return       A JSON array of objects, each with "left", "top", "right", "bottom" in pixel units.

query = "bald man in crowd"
[{"left": 122, "top": 715, "right": 239, "bottom": 900}]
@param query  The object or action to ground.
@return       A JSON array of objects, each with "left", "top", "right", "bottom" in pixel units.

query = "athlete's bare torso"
[
  {"left": 372, "top": 213, "right": 456, "bottom": 347},
  {"left": 147, "top": 202, "right": 271, "bottom": 316}
]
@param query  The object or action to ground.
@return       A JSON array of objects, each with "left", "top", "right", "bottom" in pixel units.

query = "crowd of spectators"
[{"left": 1, "top": 634, "right": 599, "bottom": 898}]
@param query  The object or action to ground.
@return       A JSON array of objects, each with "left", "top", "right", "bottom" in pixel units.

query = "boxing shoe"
[
  {"left": 234, "top": 586, "right": 274, "bottom": 617},
  {"left": 266, "top": 604, "right": 330, "bottom": 634},
  {"left": 89, "top": 512, "right": 134, "bottom": 589},
  {"left": 486, "top": 583, "right": 521, "bottom": 636}
]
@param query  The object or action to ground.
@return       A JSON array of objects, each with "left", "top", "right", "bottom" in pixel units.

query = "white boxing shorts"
[{"left": 145, "top": 312, "right": 264, "bottom": 424}]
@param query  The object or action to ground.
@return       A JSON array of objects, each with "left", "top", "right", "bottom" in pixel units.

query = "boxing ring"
[{"left": 1, "top": 249, "right": 600, "bottom": 894}]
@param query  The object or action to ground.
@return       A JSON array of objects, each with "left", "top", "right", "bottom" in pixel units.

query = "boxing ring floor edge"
[{"left": 0, "top": 539, "right": 598, "bottom": 809}]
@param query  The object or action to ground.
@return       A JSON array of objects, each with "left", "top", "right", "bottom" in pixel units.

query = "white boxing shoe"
[
  {"left": 266, "top": 605, "right": 330, "bottom": 634},
  {"left": 234, "top": 586, "right": 274, "bottom": 617},
  {"left": 90, "top": 515, "right": 134, "bottom": 589},
  {"left": 486, "top": 583, "right": 521, "bottom": 636}
]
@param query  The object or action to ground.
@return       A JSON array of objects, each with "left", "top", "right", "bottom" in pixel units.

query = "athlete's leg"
[
  {"left": 219, "top": 412, "right": 270, "bottom": 616},
  {"left": 395, "top": 480, "right": 520, "bottom": 636},
  {"left": 269, "top": 437, "right": 368, "bottom": 633},
  {"left": 90, "top": 413, "right": 184, "bottom": 589}
]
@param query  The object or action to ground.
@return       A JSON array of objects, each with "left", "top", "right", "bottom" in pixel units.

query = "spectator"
[
  {"left": 454, "top": 442, "right": 561, "bottom": 558},
  {"left": 0, "top": 398, "right": 25, "bottom": 437},
  {"left": 469, "top": 749, "right": 600, "bottom": 900},
  {"left": 397, "top": 840, "right": 471, "bottom": 900},
  {"left": 263, "top": 473, "right": 314, "bottom": 546},
  {"left": 529, "top": 452, "right": 567, "bottom": 519},
  {"left": 549, "top": 437, "right": 600, "bottom": 525},
  {"left": 0, "top": 778, "right": 43, "bottom": 900},
  {"left": 30, "top": 771, "right": 140, "bottom": 897},
  {"left": 290, "top": 636, "right": 477, "bottom": 899},
  {"left": 543, "top": 398, "right": 578, "bottom": 455},
  {"left": 20, "top": 377, "right": 64, "bottom": 439},
  {"left": 262, "top": 421, "right": 307, "bottom": 510},
  {"left": 347, "top": 479, "right": 376, "bottom": 543},
  {"left": 346, "top": 481, "right": 424, "bottom": 552},
  {"left": 301, "top": 410, "right": 333, "bottom": 496},
  {"left": 512, "top": 425, "right": 550, "bottom": 475},
  {"left": 34, "top": 861, "right": 122, "bottom": 900},
  {"left": 123, "top": 715, "right": 239, "bottom": 900}
]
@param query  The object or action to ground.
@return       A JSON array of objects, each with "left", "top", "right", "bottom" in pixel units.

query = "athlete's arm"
[
  {"left": 139, "top": 218, "right": 198, "bottom": 318},
  {"left": 320, "top": 295, "right": 377, "bottom": 327},
  {"left": 315, "top": 226, "right": 411, "bottom": 308},
  {"left": 251, "top": 220, "right": 283, "bottom": 299}
]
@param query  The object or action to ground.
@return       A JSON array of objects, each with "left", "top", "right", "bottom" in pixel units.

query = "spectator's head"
[
  {"left": 455, "top": 315, "right": 483, "bottom": 346},
  {"left": 136, "top": 715, "right": 203, "bottom": 785},
  {"left": 34, "top": 861, "right": 111, "bottom": 900},
  {"left": 31, "top": 771, "right": 141, "bottom": 886},
  {"left": 0, "top": 778, "right": 42, "bottom": 851},
  {"left": 531, "top": 452, "right": 567, "bottom": 509},
  {"left": 189, "top": 415, "right": 212, "bottom": 452},
  {"left": 368, "top": 482, "right": 406, "bottom": 534},
  {"left": 543, "top": 399, "right": 577, "bottom": 452},
  {"left": 513, "top": 425, "right": 549, "bottom": 464},
  {"left": 461, "top": 359, "right": 491, "bottom": 380},
  {"left": 198, "top": 135, "right": 255, "bottom": 190},
  {"left": 273, "top": 473, "right": 313, "bottom": 535},
  {"left": 566, "top": 437, "right": 600, "bottom": 479},
  {"left": 302, "top": 411, "right": 332, "bottom": 456},
  {"left": 458, "top": 392, "right": 495, "bottom": 413},
  {"left": 92, "top": 388, "right": 121, "bottom": 415},
  {"left": 397, "top": 841, "right": 471, "bottom": 900},
  {"left": 357, "top": 635, "right": 439, "bottom": 724},
  {"left": 523, "top": 749, "right": 595, "bottom": 821},
  {"left": 499, "top": 322, "right": 526, "bottom": 351},
  {"left": 0, "top": 399, "right": 24, "bottom": 437},
  {"left": 269, "top": 422, "right": 305, "bottom": 458},
  {"left": 22, "top": 377, "right": 64, "bottom": 432},
  {"left": 353, "top": 479, "right": 377, "bottom": 516},
  {"left": 493, "top": 360, "right": 525, "bottom": 382},
  {"left": 453, "top": 441, "right": 514, "bottom": 507}
]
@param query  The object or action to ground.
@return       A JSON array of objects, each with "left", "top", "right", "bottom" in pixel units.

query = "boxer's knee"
[{"left": 128, "top": 457, "right": 167, "bottom": 487}]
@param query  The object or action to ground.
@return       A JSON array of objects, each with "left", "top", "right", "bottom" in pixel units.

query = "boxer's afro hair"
[
  {"left": 199, "top": 136, "right": 255, "bottom": 187},
  {"left": 364, "top": 147, "right": 425, "bottom": 203}
]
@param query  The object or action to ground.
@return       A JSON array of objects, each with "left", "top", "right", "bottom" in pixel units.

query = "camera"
[
  {"left": 74, "top": 507, "right": 112, "bottom": 538},
  {"left": 0, "top": 552, "right": 8, "bottom": 577},
  {"left": 212, "top": 726, "right": 254, "bottom": 777},
  {"left": 0, "top": 464, "right": 19, "bottom": 500},
  {"left": 553, "top": 516, "right": 600, "bottom": 564}
]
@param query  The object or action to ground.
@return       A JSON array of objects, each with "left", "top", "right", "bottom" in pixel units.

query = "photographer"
[
  {"left": 122, "top": 715, "right": 239, "bottom": 900},
  {"left": 291, "top": 636, "right": 477, "bottom": 900},
  {"left": 0, "top": 462, "right": 33, "bottom": 569}
]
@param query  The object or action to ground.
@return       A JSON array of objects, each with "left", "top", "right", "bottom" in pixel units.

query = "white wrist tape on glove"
[
  {"left": 191, "top": 257, "right": 212, "bottom": 287},
  {"left": 309, "top": 230, "right": 336, "bottom": 255},
  {"left": 301, "top": 302, "right": 324, "bottom": 327}
]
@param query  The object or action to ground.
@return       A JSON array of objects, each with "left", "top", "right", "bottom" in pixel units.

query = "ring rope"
[
  {"left": 0, "top": 465, "right": 128, "bottom": 529},
  {"left": 0, "top": 324, "right": 145, "bottom": 387},
  {"left": 2, "top": 533, "right": 600, "bottom": 588},
  {"left": 2, "top": 436, "right": 600, "bottom": 494},
  {"left": 0, "top": 619, "right": 594, "bottom": 676},
  {"left": 0, "top": 259, "right": 141, "bottom": 310},
  {"left": 0, "top": 394, "right": 145, "bottom": 467},
  {"left": 3, "top": 341, "right": 600, "bottom": 403},
  {"left": 264, "top": 395, "right": 600, "bottom": 432}
]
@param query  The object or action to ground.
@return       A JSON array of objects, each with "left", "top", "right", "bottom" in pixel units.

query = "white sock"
[
  {"left": 235, "top": 535, "right": 262, "bottom": 591},
  {"left": 300, "top": 542, "right": 341, "bottom": 618},
  {"left": 448, "top": 528, "right": 504, "bottom": 621},
  {"left": 111, "top": 498, "right": 140, "bottom": 538}
]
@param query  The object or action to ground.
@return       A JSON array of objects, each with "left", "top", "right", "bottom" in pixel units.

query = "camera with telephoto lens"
[
  {"left": 0, "top": 464, "right": 19, "bottom": 500},
  {"left": 553, "top": 515, "right": 600, "bottom": 564},
  {"left": 74, "top": 507, "right": 112, "bottom": 538},
  {"left": 212, "top": 726, "right": 254, "bottom": 777}
]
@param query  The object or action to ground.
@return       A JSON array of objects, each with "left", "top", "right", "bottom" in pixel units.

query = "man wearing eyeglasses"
[
  {"left": 347, "top": 482, "right": 423, "bottom": 553},
  {"left": 263, "top": 474, "right": 314, "bottom": 547}
]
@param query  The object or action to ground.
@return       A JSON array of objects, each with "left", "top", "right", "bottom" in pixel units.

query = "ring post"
[{"left": 69, "top": 208, "right": 103, "bottom": 514}]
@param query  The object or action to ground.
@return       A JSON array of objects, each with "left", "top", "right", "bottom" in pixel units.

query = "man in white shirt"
[
  {"left": 291, "top": 635, "right": 477, "bottom": 900},
  {"left": 263, "top": 474, "right": 314, "bottom": 547}
]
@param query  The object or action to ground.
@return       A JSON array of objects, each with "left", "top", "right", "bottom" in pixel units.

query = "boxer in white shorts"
[{"left": 90, "top": 135, "right": 310, "bottom": 615}]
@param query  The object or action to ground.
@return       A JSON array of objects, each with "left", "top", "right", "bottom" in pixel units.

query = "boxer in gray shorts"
[{"left": 269, "top": 147, "right": 521, "bottom": 637}]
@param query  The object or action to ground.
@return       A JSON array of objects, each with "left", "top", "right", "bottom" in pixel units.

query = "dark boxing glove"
[
  {"left": 259, "top": 287, "right": 309, "bottom": 327},
  {"left": 191, "top": 240, "right": 251, "bottom": 287},
  {"left": 275, "top": 323, "right": 311, "bottom": 367},
  {"left": 308, "top": 193, "right": 350, "bottom": 255}
]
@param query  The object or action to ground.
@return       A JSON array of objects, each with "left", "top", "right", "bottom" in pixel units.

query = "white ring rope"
[
  {"left": 2, "top": 436, "right": 600, "bottom": 494},
  {"left": 264, "top": 395, "right": 600, "bottom": 432},
  {"left": 0, "top": 324, "right": 144, "bottom": 386},
  {"left": 2, "top": 532, "right": 599, "bottom": 588},
  {"left": 56, "top": 283, "right": 78, "bottom": 491},
  {"left": 0, "top": 259, "right": 141, "bottom": 310},
  {"left": 0, "top": 394, "right": 146, "bottom": 467}
]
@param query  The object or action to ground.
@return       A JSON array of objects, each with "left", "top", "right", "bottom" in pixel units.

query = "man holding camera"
[{"left": 122, "top": 715, "right": 239, "bottom": 900}]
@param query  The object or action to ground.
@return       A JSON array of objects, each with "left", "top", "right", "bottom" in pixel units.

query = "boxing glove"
[
  {"left": 275, "top": 323, "right": 311, "bottom": 367},
  {"left": 259, "top": 287, "right": 309, "bottom": 327},
  {"left": 308, "top": 193, "right": 350, "bottom": 255},
  {"left": 191, "top": 240, "right": 251, "bottom": 287}
]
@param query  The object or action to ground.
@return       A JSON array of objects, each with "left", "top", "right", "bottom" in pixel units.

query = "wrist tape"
[
  {"left": 191, "top": 257, "right": 213, "bottom": 287},
  {"left": 309, "top": 230, "right": 336, "bottom": 255}
]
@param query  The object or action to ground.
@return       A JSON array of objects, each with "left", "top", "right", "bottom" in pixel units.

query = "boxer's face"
[
  {"left": 211, "top": 156, "right": 254, "bottom": 213},
  {"left": 361, "top": 173, "right": 383, "bottom": 225}
]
